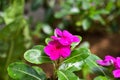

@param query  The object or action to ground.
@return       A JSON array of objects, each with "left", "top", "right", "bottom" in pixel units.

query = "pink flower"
[
  {"left": 96, "top": 55, "right": 115, "bottom": 66},
  {"left": 44, "top": 40, "right": 71, "bottom": 60},
  {"left": 114, "top": 57, "right": 120, "bottom": 68},
  {"left": 51, "top": 28, "right": 80, "bottom": 45},
  {"left": 112, "top": 57, "right": 120, "bottom": 78},
  {"left": 113, "top": 69, "right": 120, "bottom": 78},
  {"left": 97, "top": 55, "right": 120, "bottom": 78}
]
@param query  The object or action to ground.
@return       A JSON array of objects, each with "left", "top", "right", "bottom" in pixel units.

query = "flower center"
[{"left": 56, "top": 45, "right": 61, "bottom": 49}]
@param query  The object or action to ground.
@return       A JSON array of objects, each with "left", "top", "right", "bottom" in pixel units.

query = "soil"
[{"left": 83, "top": 33, "right": 120, "bottom": 58}]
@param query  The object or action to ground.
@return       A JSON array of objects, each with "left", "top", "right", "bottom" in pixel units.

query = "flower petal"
[
  {"left": 96, "top": 55, "right": 115, "bottom": 66},
  {"left": 96, "top": 60, "right": 111, "bottom": 66},
  {"left": 63, "top": 30, "right": 73, "bottom": 38},
  {"left": 59, "top": 38, "right": 70, "bottom": 45},
  {"left": 105, "top": 55, "right": 115, "bottom": 62},
  {"left": 60, "top": 46, "right": 71, "bottom": 58},
  {"left": 49, "top": 51, "right": 60, "bottom": 60},
  {"left": 51, "top": 36, "right": 59, "bottom": 40},
  {"left": 55, "top": 28, "right": 62, "bottom": 37},
  {"left": 44, "top": 40, "right": 71, "bottom": 60},
  {"left": 44, "top": 45, "right": 53, "bottom": 56},
  {"left": 114, "top": 57, "right": 120, "bottom": 68},
  {"left": 113, "top": 69, "right": 120, "bottom": 78},
  {"left": 44, "top": 44, "right": 60, "bottom": 60},
  {"left": 72, "top": 36, "right": 80, "bottom": 42}
]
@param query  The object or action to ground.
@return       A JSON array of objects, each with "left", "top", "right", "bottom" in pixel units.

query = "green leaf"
[
  {"left": 94, "top": 76, "right": 108, "bottom": 80},
  {"left": 0, "top": 17, "right": 26, "bottom": 39},
  {"left": 3, "top": 0, "right": 24, "bottom": 24},
  {"left": 7, "top": 62, "right": 46, "bottom": 80},
  {"left": 24, "top": 45, "right": 51, "bottom": 64},
  {"left": 82, "top": 63, "right": 90, "bottom": 79},
  {"left": 106, "top": 1, "right": 115, "bottom": 11},
  {"left": 59, "top": 61, "right": 84, "bottom": 72},
  {"left": 70, "top": 7, "right": 80, "bottom": 14},
  {"left": 64, "top": 47, "right": 90, "bottom": 63},
  {"left": 32, "top": 66, "right": 46, "bottom": 78},
  {"left": 32, "top": 45, "right": 44, "bottom": 51},
  {"left": 57, "top": 70, "right": 80, "bottom": 80},
  {"left": 76, "top": 20, "right": 82, "bottom": 26},
  {"left": 0, "top": 16, "right": 4, "bottom": 24},
  {"left": 23, "top": 23, "right": 32, "bottom": 48},
  {"left": 42, "top": 24, "right": 53, "bottom": 35},
  {"left": 71, "top": 36, "right": 82, "bottom": 50},
  {"left": 90, "top": 14, "right": 105, "bottom": 25},
  {"left": 79, "top": 41, "right": 90, "bottom": 48},
  {"left": 54, "top": 10, "right": 69, "bottom": 18},
  {"left": 84, "top": 54, "right": 108, "bottom": 76},
  {"left": 45, "top": 38, "right": 52, "bottom": 44},
  {"left": 82, "top": 0, "right": 90, "bottom": 10},
  {"left": 82, "top": 19, "right": 91, "bottom": 31},
  {"left": 117, "top": 0, "right": 120, "bottom": 7},
  {"left": 85, "top": 54, "right": 101, "bottom": 69},
  {"left": 47, "top": 0, "right": 55, "bottom": 8},
  {"left": 96, "top": 9, "right": 109, "bottom": 15},
  {"left": 31, "top": 0, "right": 43, "bottom": 11},
  {"left": 32, "top": 22, "right": 42, "bottom": 38}
]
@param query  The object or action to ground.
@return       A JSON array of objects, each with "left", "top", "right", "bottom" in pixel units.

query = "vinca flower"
[
  {"left": 51, "top": 28, "right": 80, "bottom": 45},
  {"left": 44, "top": 40, "right": 71, "bottom": 60},
  {"left": 112, "top": 57, "right": 120, "bottom": 78},
  {"left": 97, "top": 56, "right": 120, "bottom": 78},
  {"left": 113, "top": 69, "right": 120, "bottom": 78},
  {"left": 114, "top": 57, "right": 120, "bottom": 68},
  {"left": 96, "top": 55, "right": 115, "bottom": 66},
  {"left": 44, "top": 28, "right": 80, "bottom": 60}
]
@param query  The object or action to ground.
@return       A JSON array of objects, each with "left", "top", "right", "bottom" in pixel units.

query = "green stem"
[
  {"left": 52, "top": 59, "right": 61, "bottom": 80},
  {"left": 52, "top": 58, "right": 64, "bottom": 80},
  {"left": 52, "top": 61, "right": 58, "bottom": 80},
  {"left": 5, "top": 40, "right": 14, "bottom": 80}
]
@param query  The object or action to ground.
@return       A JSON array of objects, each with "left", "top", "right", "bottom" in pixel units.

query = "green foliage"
[
  {"left": 7, "top": 62, "right": 46, "bottom": 80},
  {"left": 82, "top": 54, "right": 107, "bottom": 79},
  {"left": 59, "top": 61, "right": 83, "bottom": 72},
  {"left": 29, "top": 0, "right": 120, "bottom": 43},
  {"left": 94, "top": 76, "right": 108, "bottom": 80},
  {"left": 57, "top": 70, "right": 80, "bottom": 80},
  {"left": 3, "top": 0, "right": 24, "bottom": 24},
  {"left": 71, "top": 36, "right": 82, "bottom": 50},
  {"left": 82, "top": 19, "right": 91, "bottom": 31},
  {"left": 53, "top": 0, "right": 120, "bottom": 31},
  {"left": 0, "top": 0, "right": 119, "bottom": 80},
  {"left": 45, "top": 38, "right": 52, "bottom": 44},
  {"left": 84, "top": 54, "right": 102, "bottom": 73},
  {"left": 64, "top": 47, "right": 90, "bottom": 63},
  {"left": 0, "top": 0, "right": 32, "bottom": 80},
  {"left": 7, "top": 34, "right": 109, "bottom": 80},
  {"left": 24, "top": 45, "right": 51, "bottom": 64},
  {"left": 31, "top": 0, "right": 43, "bottom": 11},
  {"left": 32, "top": 22, "right": 53, "bottom": 43}
]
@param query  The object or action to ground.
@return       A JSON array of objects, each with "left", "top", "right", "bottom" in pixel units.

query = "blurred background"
[{"left": 0, "top": 0, "right": 120, "bottom": 80}]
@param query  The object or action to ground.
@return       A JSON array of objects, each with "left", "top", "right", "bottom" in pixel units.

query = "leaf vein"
[
  {"left": 13, "top": 68, "right": 41, "bottom": 80},
  {"left": 59, "top": 71, "right": 69, "bottom": 80},
  {"left": 64, "top": 53, "right": 84, "bottom": 63}
]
